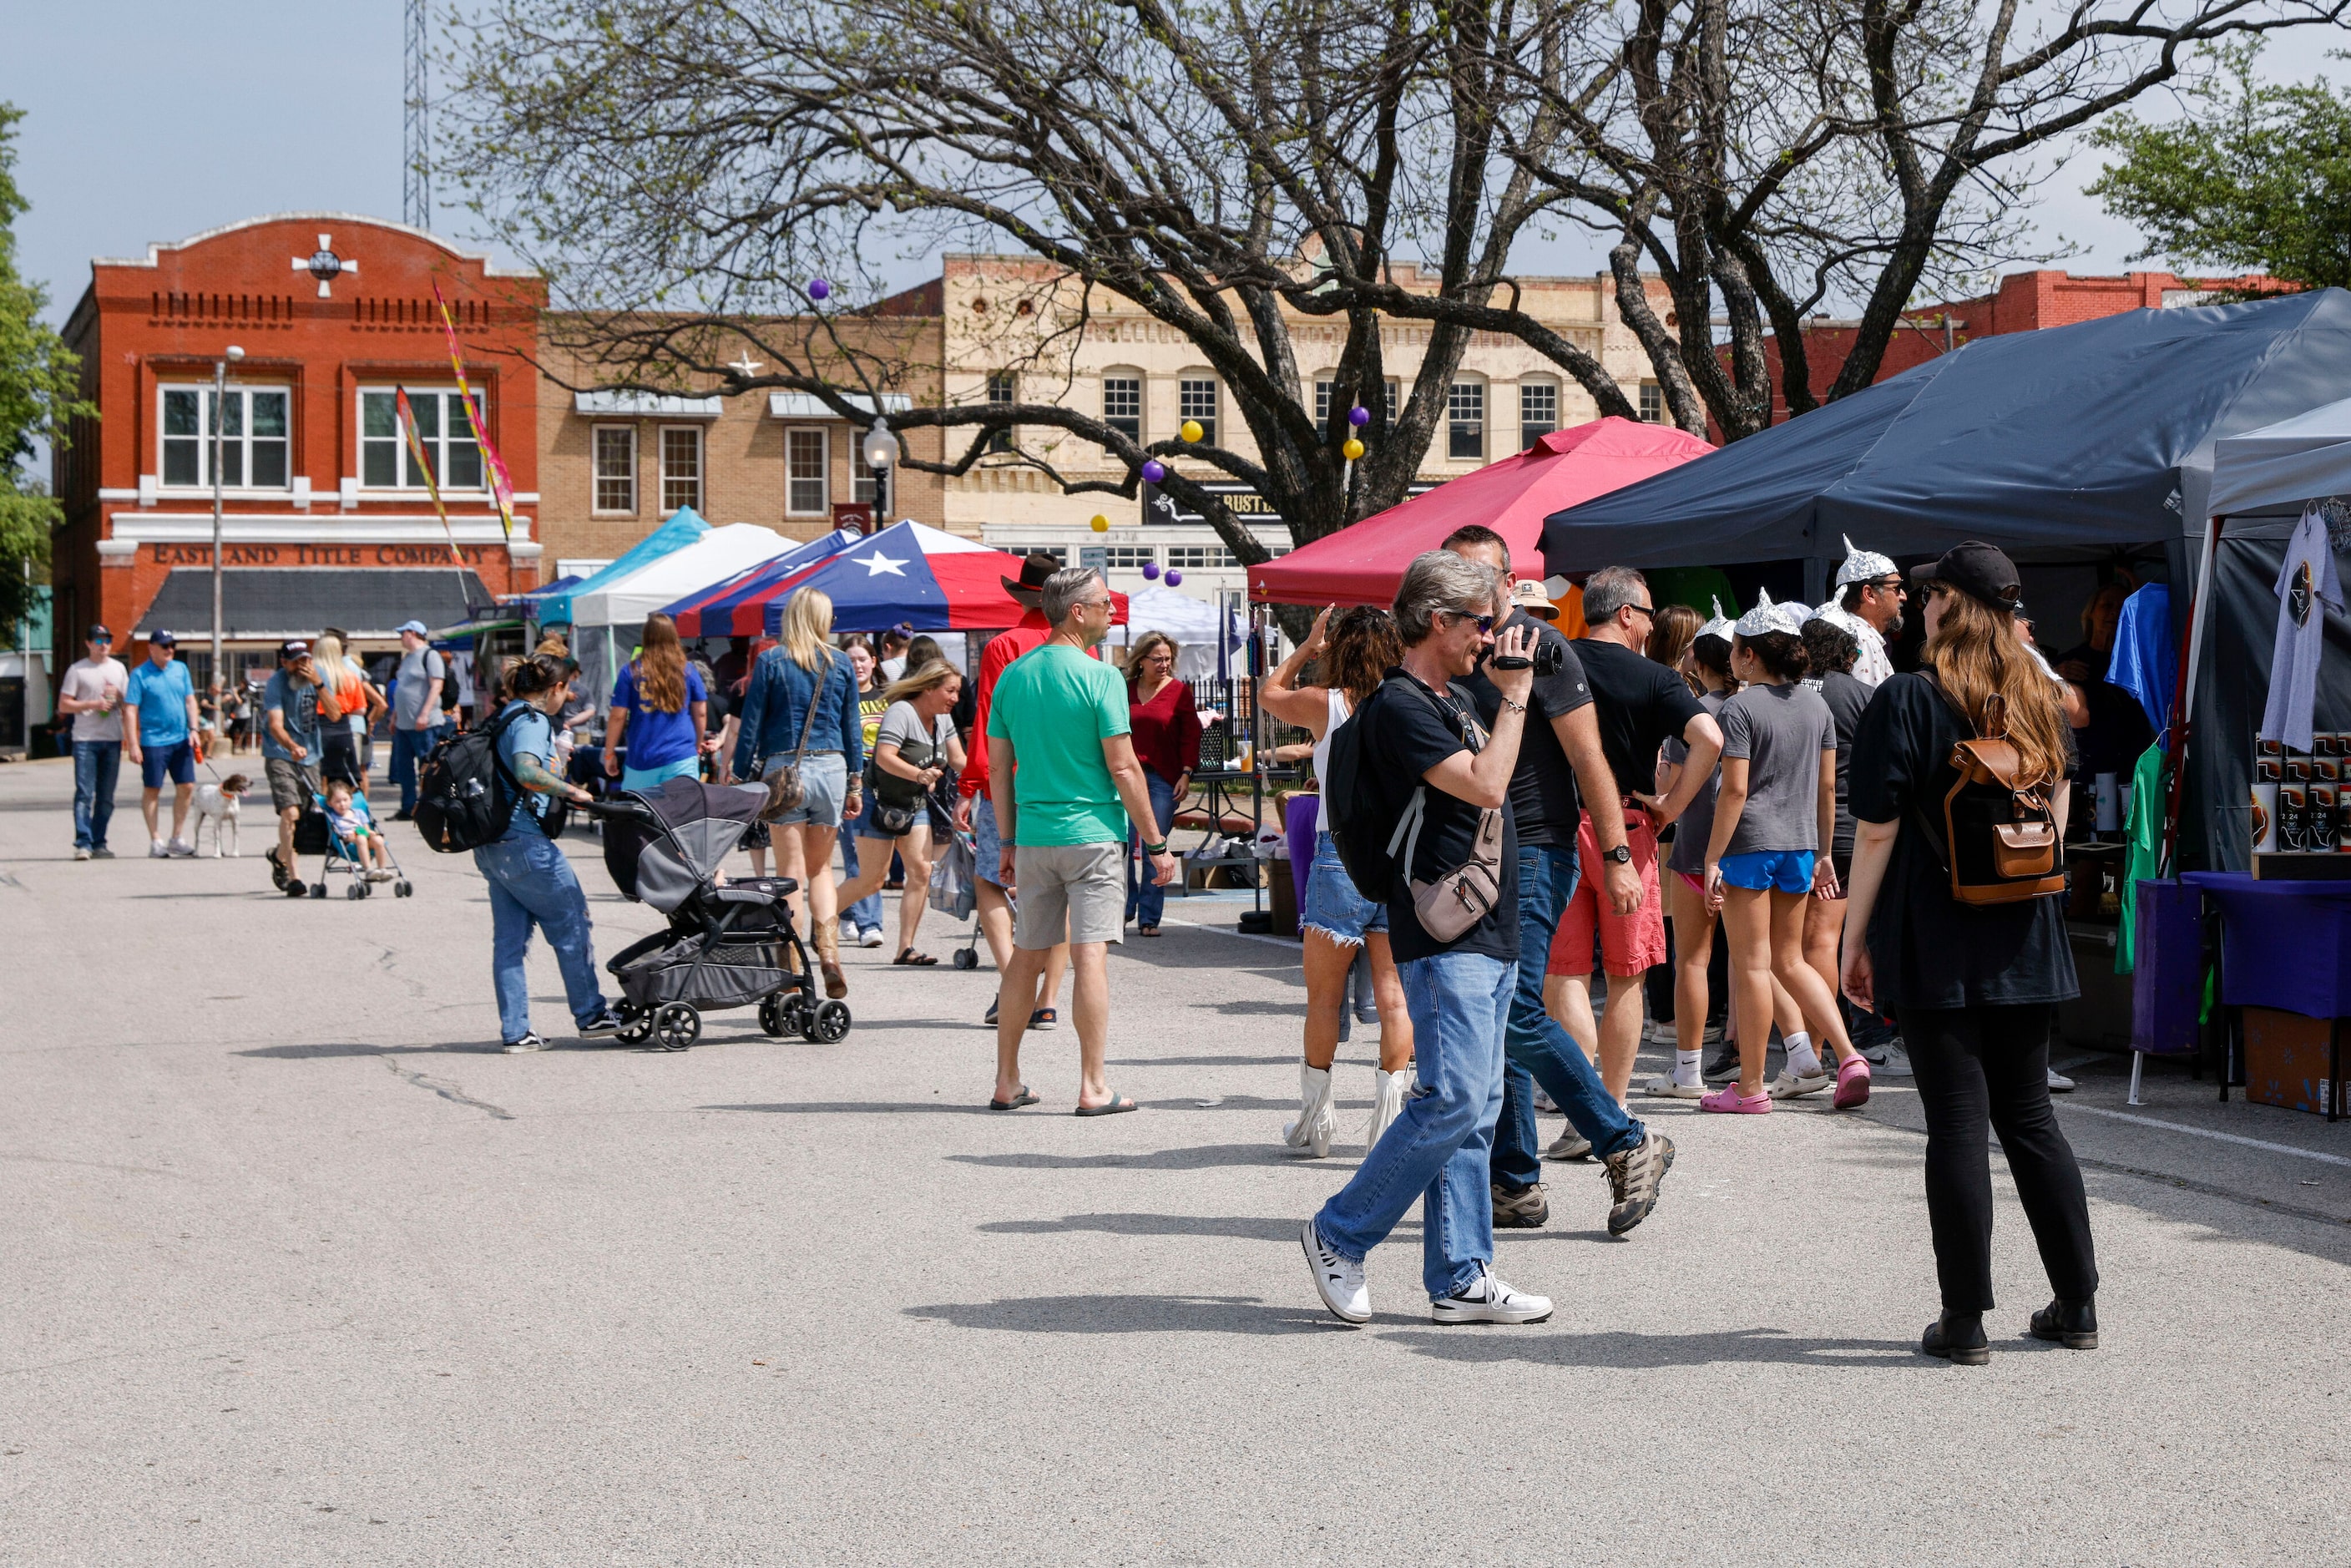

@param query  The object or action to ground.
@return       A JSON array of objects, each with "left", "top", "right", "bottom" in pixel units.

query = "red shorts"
[{"left": 1548, "top": 807, "right": 1667, "bottom": 977}]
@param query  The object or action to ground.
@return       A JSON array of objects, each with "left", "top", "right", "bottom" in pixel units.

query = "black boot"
[
  {"left": 1921, "top": 1311, "right": 1990, "bottom": 1366},
  {"left": 2028, "top": 1296, "right": 2099, "bottom": 1350}
]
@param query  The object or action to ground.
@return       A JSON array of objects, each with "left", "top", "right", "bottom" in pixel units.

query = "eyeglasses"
[
  {"left": 1623, "top": 603, "right": 1655, "bottom": 622},
  {"left": 1442, "top": 610, "right": 1496, "bottom": 634}
]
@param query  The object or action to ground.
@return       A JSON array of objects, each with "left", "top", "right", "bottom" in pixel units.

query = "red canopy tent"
[{"left": 1247, "top": 417, "right": 1715, "bottom": 607}]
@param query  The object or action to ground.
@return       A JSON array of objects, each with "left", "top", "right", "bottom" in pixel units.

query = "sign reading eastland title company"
[{"left": 146, "top": 543, "right": 503, "bottom": 567}]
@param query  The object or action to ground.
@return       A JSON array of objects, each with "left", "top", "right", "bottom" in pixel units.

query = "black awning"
[{"left": 136, "top": 569, "right": 493, "bottom": 641}]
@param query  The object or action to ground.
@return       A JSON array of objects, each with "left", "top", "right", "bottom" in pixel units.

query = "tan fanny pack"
[{"left": 1386, "top": 785, "right": 1505, "bottom": 943}]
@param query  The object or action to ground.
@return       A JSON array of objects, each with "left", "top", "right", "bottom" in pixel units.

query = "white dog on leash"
[{"left": 191, "top": 773, "right": 251, "bottom": 857}]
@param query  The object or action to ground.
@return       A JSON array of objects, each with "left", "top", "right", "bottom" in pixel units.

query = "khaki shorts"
[
  {"left": 265, "top": 756, "right": 321, "bottom": 814},
  {"left": 1014, "top": 842, "right": 1126, "bottom": 949}
]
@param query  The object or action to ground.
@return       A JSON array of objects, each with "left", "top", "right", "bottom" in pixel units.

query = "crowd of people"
[{"left": 58, "top": 534, "right": 2101, "bottom": 1363}]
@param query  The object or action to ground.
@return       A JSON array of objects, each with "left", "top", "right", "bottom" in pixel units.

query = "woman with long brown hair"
[
  {"left": 1259, "top": 605, "right": 1416, "bottom": 1156},
  {"left": 603, "top": 611, "right": 709, "bottom": 793},
  {"left": 1841, "top": 544, "right": 2095, "bottom": 1366}
]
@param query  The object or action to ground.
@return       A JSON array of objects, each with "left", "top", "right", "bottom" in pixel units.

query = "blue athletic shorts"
[
  {"left": 1717, "top": 848, "right": 1814, "bottom": 894},
  {"left": 140, "top": 740, "right": 196, "bottom": 789}
]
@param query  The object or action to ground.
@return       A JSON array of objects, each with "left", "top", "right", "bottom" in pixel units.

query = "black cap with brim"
[{"left": 1910, "top": 541, "right": 2022, "bottom": 612}]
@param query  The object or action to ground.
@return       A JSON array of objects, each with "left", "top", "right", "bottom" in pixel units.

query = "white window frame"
[
  {"left": 592, "top": 425, "right": 637, "bottom": 515},
  {"left": 159, "top": 382, "right": 294, "bottom": 492},
  {"left": 1447, "top": 380, "right": 1485, "bottom": 461},
  {"left": 1519, "top": 381, "right": 1559, "bottom": 449},
  {"left": 1167, "top": 544, "right": 1238, "bottom": 570},
  {"left": 1101, "top": 544, "right": 1155, "bottom": 570},
  {"left": 358, "top": 387, "right": 486, "bottom": 493},
  {"left": 659, "top": 425, "right": 704, "bottom": 515},
  {"left": 1178, "top": 377, "right": 1219, "bottom": 447},
  {"left": 786, "top": 427, "right": 830, "bottom": 516},
  {"left": 1638, "top": 382, "right": 1665, "bottom": 422},
  {"left": 985, "top": 372, "right": 1017, "bottom": 453},
  {"left": 1102, "top": 372, "right": 1143, "bottom": 445},
  {"left": 852, "top": 438, "right": 877, "bottom": 505}
]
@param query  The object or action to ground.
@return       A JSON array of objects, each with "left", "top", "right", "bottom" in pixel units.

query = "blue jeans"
[
  {"left": 1314, "top": 950, "right": 1513, "bottom": 1299},
  {"left": 1124, "top": 771, "right": 1179, "bottom": 928},
  {"left": 73, "top": 740, "right": 121, "bottom": 850},
  {"left": 1494, "top": 844, "right": 1645, "bottom": 1186},
  {"left": 390, "top": 722, "right": 450, "bottom": 813},
  {"left": 838, "top": 818, "right": 883, "bottom": 934},
  {"left": 473, "top": 829, "right": 608, "bottom": 1043}
]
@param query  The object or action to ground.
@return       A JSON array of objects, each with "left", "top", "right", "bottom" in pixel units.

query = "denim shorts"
[
  {"left": 762, "top": 750, "right": 846, "bottom": 828},
  {"left": 1303, "top": 830, "right": 1387, "bottom": 946},
  {"left": 971, "top": 794, "right": 1006, "bottom": 888},
  {"left": 1718, "top": 847, "right": 1815, "bottom": 894}
]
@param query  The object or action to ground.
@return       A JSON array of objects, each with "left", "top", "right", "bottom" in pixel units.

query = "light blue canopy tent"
[{"left": 532, "top": 507, "right": 710, "bottom": 628}]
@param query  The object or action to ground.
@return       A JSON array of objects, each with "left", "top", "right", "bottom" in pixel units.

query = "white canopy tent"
[
  {"left": 1105, "top": 583, "right": 1246, "bottom": 683},
  {"left": 570, "top": 524, "right": 792, "bottom": 700},
  {"left": 2208, "top": 394, "right": 2351, "bottom": 520}
]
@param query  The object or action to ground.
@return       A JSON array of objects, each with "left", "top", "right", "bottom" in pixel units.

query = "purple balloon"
[
  {"left": 1140, "top": 560, "right": 1161, "bottom": 580},
  {"left": 1165, "top": 569, "right": 1183, "bottom": 587},
  {"left": 808, "top": 277, "right": 831, "bottom": 301},
  {"left": 1347, "top": 404, "right": 1370, "bottom": 427},
  {"left": 1141, "top": 458, "right": 1166, "bottom": 483}
]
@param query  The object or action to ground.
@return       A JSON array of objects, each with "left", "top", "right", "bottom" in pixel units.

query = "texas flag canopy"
[
  {"left": 665, "top": 527, "right": 859, "bottom": 638},
  {"left": 761, "top": 519, "right": 1126, "bottom": 634}
]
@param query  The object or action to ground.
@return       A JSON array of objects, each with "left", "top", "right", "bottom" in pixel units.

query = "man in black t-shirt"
[
  {"left": 1564, "top": 567, "right": 1724, "bottom": 1100},
  {"left": 1302, "top": 550, "right": 1552, "bottom": 1329},
  {"left": 1447, "top": 531, "right": 1672, "bottom": 1237}
]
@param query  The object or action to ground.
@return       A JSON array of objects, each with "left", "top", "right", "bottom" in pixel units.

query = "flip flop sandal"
[
  {"left": 989, "top": 1085, "right": 1040, "bottom": 1110},
  {"left": 893, "top": 948, "right": 940, "bottom": 966},
  {"left": 1138, "top": 926, "right": 1162, "bottom": 938},
  {"left": 1074, "top": 1093, "right": 1138, "bottom": 1117}
]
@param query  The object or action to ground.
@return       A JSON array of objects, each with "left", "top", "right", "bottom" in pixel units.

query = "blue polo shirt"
[{"left": 124, "top": 658, "right": 195, "bottom": 746}]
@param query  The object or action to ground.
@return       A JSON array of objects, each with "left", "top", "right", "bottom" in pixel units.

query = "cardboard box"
[{"left": 2242, "top": 1006, "right": 2343, "bottom": 1115}]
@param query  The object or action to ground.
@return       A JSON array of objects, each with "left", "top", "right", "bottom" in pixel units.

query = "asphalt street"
[{"left": 3, "top": 753, "right": 2348, "bottom": 1565}]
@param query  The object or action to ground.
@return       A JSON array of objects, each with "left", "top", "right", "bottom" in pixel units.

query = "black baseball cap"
[
  {"left": 279, "top": 639, "right": 311, "bottom": 661},
  {"left": 149, "top": 629, "right": 176, "bottom": 646},
  {"left": 1909, "top": 542, "right": 2022, "bottom": 612},
  {"left": 86, "top": 624, "right": 111, "bottom": 641}
]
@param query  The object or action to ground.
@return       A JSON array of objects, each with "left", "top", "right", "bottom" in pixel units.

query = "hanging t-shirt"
[
  {"left": 2115, "top": 738, "right": 2166, "bottom": 975},
  {"left": 2105, "top": 584, "right": 2176, "bottom": 738},
  {"left": 2259, "top": 503, "right": 2343, "bottom": 752}
]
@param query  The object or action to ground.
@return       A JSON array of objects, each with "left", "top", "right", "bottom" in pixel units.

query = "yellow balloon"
[
  {"left": 1180, "top": 419, "right": 1205, "bottom": 443},
  {"left": 1090, "top": 514, "right": 1110, "bottom": 533},
  {"left": 1342, "top": 438, "right": 1365, "bottom": 461}
]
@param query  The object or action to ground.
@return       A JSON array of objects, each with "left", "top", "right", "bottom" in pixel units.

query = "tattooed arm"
[{"left": 512, "top": 747, "right": 590, "bottom": 804}]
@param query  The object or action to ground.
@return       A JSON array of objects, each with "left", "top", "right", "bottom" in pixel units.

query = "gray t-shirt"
[
  {"left": 1663, "top": 688, "right": 1727, "bottom": 875},
  {"left": 393, "top": 645, "right": 447, "bottom": 728},
  {"left": 1716, "top": 680, "right": 1837, "bottom": 857},
  {"left": 874, "top": 701, "right": 953, "bottom": 802},
  {"left": 62, "top": 656, "right": 128, "bottom": 743}
]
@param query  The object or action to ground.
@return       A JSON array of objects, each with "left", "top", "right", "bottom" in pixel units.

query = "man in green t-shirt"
[{"left": 986, "top": 566, "right": 1179, "bottom": 1115}]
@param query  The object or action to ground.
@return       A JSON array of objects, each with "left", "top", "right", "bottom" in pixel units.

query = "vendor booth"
[
  {"left": 665, "top": 528, "right": 862, "bottom": 639},
  {"left": 1107, "top": 582, "right": 1246, "bottom": 683},
  {"left": 568, "top": 524, "right": 792, "bottom": 700},
  {"left": 757, "top": 520, "right": 1127, "bottom": 634},
  {"left": 533, "top": 507, "right": 710, "bottom": 630}
]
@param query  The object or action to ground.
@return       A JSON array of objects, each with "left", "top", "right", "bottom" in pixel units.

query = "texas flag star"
[{"left": 857, "top": 551, "right": 909, "bottom": 577}]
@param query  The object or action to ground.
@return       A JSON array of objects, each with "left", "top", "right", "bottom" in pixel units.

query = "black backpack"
[{"left": 414, "top": 704, "right": 532, "bottom": 853}]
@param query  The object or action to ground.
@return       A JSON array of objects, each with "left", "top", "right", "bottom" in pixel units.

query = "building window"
[
  {"left": 987, "top": 372, "right": 1016, "bottom": 453},
  {"left": 852, "top": 439, "right": 878, "bottom": 505},
  {"left": 660, "top": 427, "right": 703, "bottom": 514},
  {"left": 1167, "top": 544, "right": 1237, "bottom": 570},
  {"left": 1103, "top": 375, "right": 1142, "bottom": 444},
  {"left": 1638, "top": 382, "right": 1665, "bottom": 422},
  {"left": 1314, "top": 378, "right": 1335, "bottom": 430},
  {"left": 593, "top": 427, "right": 636, "bottom": 514},
  {"left": 786, "top": 427, "right": 828, "bottom": 515},
  {"left": 1179, "top": 378, "right": 1218, "bottom": 446},
  {"left": 360, "top": 388, "right": 482, "bottom": 491},
  {"left": 1448, "top": 382, "right": 1484, "bottom": 460},
  {"left": 1519, "top": 382, "right": 1558, "bottom": 448},
  {"left": 1101, "top": 545, "right": 1154, "bottom": 569},
  {"left": 161, "top": 385, "right": 291, "bottom": 489}
]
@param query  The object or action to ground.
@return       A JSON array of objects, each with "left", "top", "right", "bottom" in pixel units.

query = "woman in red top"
[{"left": 1124, "top": 631, "right": 1202, "bottom": 935}]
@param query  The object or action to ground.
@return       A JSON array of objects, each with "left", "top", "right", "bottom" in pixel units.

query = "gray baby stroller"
[{"left": 589, "top": 776, "right": 848, "bottom": 1050}]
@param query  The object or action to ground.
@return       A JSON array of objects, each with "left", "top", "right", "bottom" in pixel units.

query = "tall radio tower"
[{"left": 404, "top": 0, "right": 431, "bottom": 229}]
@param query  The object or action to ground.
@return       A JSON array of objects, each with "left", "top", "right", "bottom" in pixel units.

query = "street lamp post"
[
  {"left": 862, "top": 416, "right": 900, "bottom": 535},
  {"left": 209, "top": 345, "right": 244, "bottom": 697}
]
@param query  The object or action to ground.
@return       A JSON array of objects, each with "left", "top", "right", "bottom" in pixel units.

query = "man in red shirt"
[{"left": 957, "top": 554, "right": 1070, "bottom": 1031}]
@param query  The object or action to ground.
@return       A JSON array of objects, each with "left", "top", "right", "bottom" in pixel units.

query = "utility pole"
[{"left": 404, "top": 0, "right": 431, "bottom": 229}]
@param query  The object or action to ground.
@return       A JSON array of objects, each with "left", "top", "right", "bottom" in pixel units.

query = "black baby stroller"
[{"left": 589, "top": 776, "right": 848, "bottom": 1050}]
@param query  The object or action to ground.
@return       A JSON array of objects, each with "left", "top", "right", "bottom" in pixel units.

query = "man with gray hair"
[
  {"left": 1301, "top": 550, "right": 1553, "bottom": 1328},
  {"left": 986, "top": 566, "right": 1178, "bottom": 1115}
]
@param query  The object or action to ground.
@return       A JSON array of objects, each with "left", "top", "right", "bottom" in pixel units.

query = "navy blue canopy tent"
[{"left": 1540, "top": 290, "right": 2351, "bottom": 874}]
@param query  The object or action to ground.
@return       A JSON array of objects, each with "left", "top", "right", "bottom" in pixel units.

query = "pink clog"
[
  {"left": 1698, "top": 1085, "right": 1772, "bottom": 1115},
  {"left": 1833, "top": 1055, "right": 1873, "bottom": 1110}
]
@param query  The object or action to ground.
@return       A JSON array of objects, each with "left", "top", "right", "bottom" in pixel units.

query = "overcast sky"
[{"left": 4, "top": 3, "right": 2294, "bottom": 331}]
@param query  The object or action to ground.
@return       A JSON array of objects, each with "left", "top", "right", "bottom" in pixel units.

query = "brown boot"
[{"left": 814, "top": 923, "right": 848, "bottom": 999}]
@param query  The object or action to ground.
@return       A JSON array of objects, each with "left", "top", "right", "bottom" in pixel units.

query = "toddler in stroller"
[
  {"left": 291, "top": 778, "right": 413, "bottom": 899},
  {"left": 592, "top": 775, "right": 848, "bottom": 1050}
]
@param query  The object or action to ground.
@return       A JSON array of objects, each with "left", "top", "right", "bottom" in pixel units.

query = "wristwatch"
[{"left": 1600, "top": 843, "right": 1632, "bottom": 865}]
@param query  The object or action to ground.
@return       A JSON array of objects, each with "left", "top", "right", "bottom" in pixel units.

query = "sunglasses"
[{"left": 1443, "top": 610, "right": 1497, "bottom": 634}]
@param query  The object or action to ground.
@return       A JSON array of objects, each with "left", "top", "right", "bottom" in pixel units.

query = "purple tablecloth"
[
  {"left": 1287, "top": 795, "right": 1321, "bottom": 916},
  {"left": 2181, "top": 872, "right": 2351, "bottom": 1020}
]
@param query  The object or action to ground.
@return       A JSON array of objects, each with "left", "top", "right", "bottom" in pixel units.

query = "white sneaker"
[
  {"left": 857, "top": 928, "right": 886, "bottom": 948},
  {"left": 1642, "top": 1074, "right": 1704, "bottom": 1099},
  {"left": 1282, "top": 1065, "right": 1335, "bottom": 1157},
  {"left": 166, "top": 837, "right": 195, "bottom": 857},
  {"left": 2047, "top": 1067, "right": 2076, "bottom": 1093},
  {"left": 1301, "top": 1220, "right": 1370, "bottom": 1324},
  {"left": 1365, "top": 1067, "right": 1411, "bottom": 1150},
  {"left": 149, "top": 839, "right": 169, "bottom": 858},
  {"left": 1431, "top": 1267, "right": 1552, "bottom": 1325},
  {"left": 1768, "top": 1068, "right": 1835, "bottom": 1100},
  {"left": 73, "top": 847, "right": 91, "bottom": 861}
]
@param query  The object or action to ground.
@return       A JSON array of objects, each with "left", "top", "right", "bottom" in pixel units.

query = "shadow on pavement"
[
  {"left": 702, "top": 1100, "right": 1000, "bottom": 1116},
  {"left": 1375, "top": 1324, "right": 1922, "bottom": 1368},
  {"left": 976, "top": 1211, "right": 1353, "bottom": 1242},
  {"left": 947, "top": 1142, "right": 1337, "bottom": 1172},
  {"left": 904, "top": 1292, "right": 1332, "bottom": 1336},
  {"left": 236, "top": 1040, "right": 590, "bottom": 1058}
]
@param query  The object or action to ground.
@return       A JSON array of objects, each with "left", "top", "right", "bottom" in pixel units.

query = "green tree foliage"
[
  {"left": 2091, "top": 46, "right": 2351, "bottom": 291},
  {"left": 0, "top": 103, "right": 93, "bottom": 629}
]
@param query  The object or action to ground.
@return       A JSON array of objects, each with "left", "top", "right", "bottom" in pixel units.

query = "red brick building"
[
  {"left": 1744, "top": 269, "right": 2288, "bottom": 425},
  {"left": 52, "top": 213, "right": 548, "bottom": 686}
]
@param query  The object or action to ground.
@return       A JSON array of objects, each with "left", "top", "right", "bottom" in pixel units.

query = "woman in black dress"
[{"left": 1840, "top": 543, "right": 2099, "bottom": 1366}]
